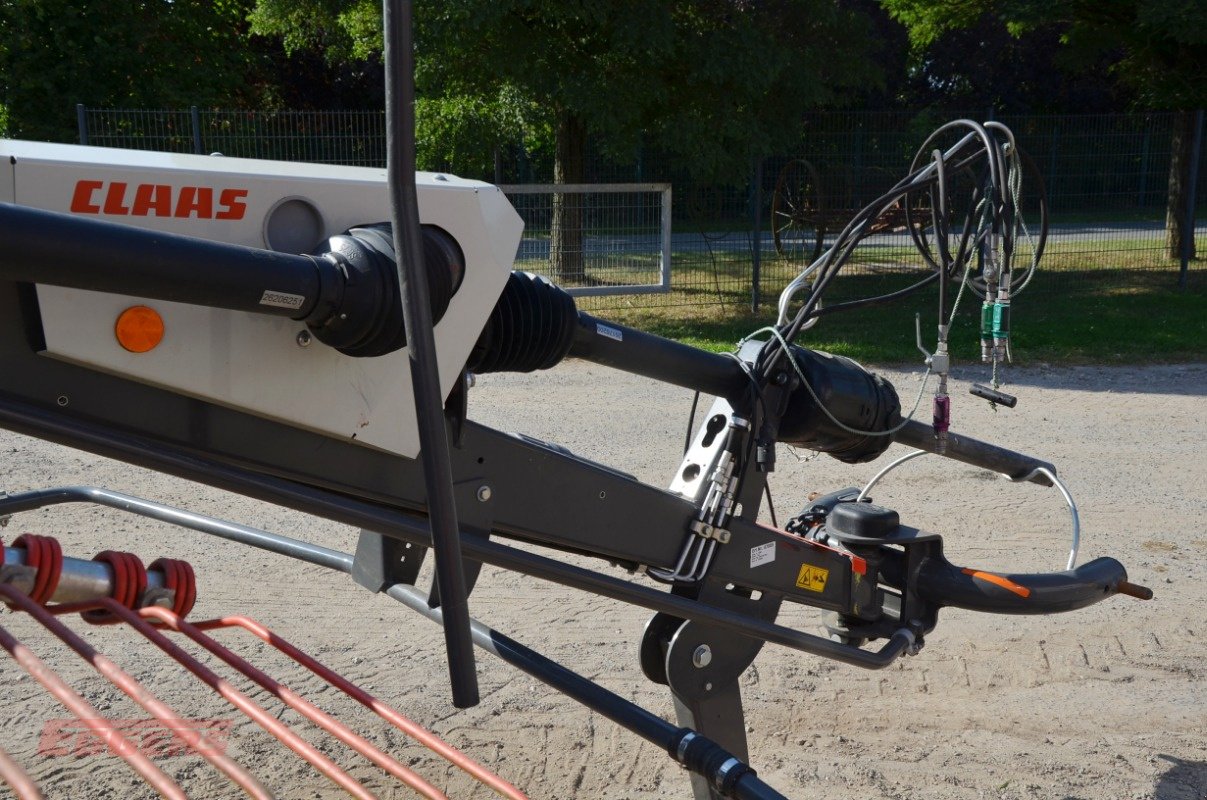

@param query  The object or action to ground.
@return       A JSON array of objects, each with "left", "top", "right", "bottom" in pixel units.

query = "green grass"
[
  {"left": 516, "top": 235, "right": 1206, "bottom": 365},
  {"left": 601, "top": 271, "right": 1207, "bottom": 365},
  {"left": 518, "top": 235, "right": 1199, "bottom": 290}
]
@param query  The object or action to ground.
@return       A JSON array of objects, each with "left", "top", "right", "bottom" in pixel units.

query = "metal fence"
[
  {"left": 78, "top": 106, "right": 1205, "bottom": 314},
  {"left": 500, "top": 184, "right": 673, "bottom": 297},
  {"left": 79, "top": 106, "right": 387, "bottom": 165}
]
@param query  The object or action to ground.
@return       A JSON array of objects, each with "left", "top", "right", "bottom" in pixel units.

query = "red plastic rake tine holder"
[
  {"left": 140, "top": 606, "right": 449, "bottom": 800},
  {"left": 193, "top": 615, "right": 529, "bottom": 800}
]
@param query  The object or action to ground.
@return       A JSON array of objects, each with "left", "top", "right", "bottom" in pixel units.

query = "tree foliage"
[
  {"left": 879, "top": 0, "right": 1207, "bottom": 109},
  {"left": 0, "top": 0, "right": 265, "bottom": 141},
  {"left": 882, "top": 0, "right": 1206, "bottom": 259},
  {"left": 250, "top": 0, "right": 883, "bottom": 182},
  {"left": 894, "top": 14, "right": 1127, "bottom": 113}
]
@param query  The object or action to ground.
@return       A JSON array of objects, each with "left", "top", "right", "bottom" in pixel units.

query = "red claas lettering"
[{"left": 69, "top": 180, "right": 249, "bottom": 220}]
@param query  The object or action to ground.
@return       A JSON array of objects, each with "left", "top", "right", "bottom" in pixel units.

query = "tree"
[
  {"left": 0, "top": 0, "right": 267, "bottom": 142},
  {"left": 891, "top": 14, "right": 1127, "bottom": 114},
  {"left": 879, "top": 0, "right": 1207, "bottom": 258},
  {"left": 250, "top": 0, "right": 882, "bottom": 281}
]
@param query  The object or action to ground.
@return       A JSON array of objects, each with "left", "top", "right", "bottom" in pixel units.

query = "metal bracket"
[
  {"left": 352, "top": 530, "right": 426, "bottom": 592},
  {"left": 352, "top": 478, "right": 495, "bottom": 601},
  {"left": 688, "top": 519, "right": 731, "bottom": 544},
  {"left": 653, "top": 578, "right": 784, "bottom": 800}
]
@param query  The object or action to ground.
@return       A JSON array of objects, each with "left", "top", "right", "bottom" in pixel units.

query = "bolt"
[
  {"left": 56, "top": 396, "right": 68, "bottom": 407},
  {"left": 692, "top": 645, "right": 712, "bottom": 668},
  {"left": 296, "top": 330, "right": 313, "bottom": 347},
  {"left": 476, "top": 485, "right": 492, "bottom": 502}
]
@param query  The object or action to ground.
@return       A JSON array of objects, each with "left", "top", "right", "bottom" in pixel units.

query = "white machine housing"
[{"left": 0, "top": 140, "right": 523, "bottom": 458}]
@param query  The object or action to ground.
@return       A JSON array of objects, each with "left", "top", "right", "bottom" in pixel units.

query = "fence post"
[
  {"left": 1048, "top": 120, "right": 1059, "bottom": 199},
  {"left": 190, "top": 106, "right": 203, "bottom": 155},
  {"left": 76, "top": 104, "right": 88, "bottom": 146},
  {"left": 750, "top": 159, "right": 764, "bottom": 313},
  {"left": 1178, "top": 109, "right": 1204, "bottom": 290},
  {"left": 1138, "top": 118, "right": 1151, "bottom": 206}
]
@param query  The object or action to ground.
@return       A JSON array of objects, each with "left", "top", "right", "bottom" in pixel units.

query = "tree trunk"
[
  {"left": 551, "top": 112, "right": 587, "bottom": 283},
  {"left": 1165, "top": 110, "right": 1198, "bottom": 260}
]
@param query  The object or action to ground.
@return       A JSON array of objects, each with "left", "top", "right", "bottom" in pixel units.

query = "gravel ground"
[{"left": 0, "top": 359, "right": 1202, "bottom": 799}]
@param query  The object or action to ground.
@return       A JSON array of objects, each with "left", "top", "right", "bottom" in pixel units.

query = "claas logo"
[{"left": 70, "top": 180, "right": 248, "bottom": 220}]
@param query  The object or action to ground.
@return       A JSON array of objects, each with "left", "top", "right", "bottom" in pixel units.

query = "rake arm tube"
[
  {"left": 385, "top": 582, "right": 788, "bottom": 800},
  {"left": 893, "top": 418, "right": 1056, "bottom": 486},
  {"left": 570, "top": 313, "right": 752, "bottom": 402},
  {"left": 0, "top": 202, "right": 336, "bottom": 321}
]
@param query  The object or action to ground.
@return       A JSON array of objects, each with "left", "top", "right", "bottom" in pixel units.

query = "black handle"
[
  {"left": 970, "top": 383, "right": 1018, "bottom": 408},
  {"left": 914, "top": 556, "right": 1145, "bottom": 614}
]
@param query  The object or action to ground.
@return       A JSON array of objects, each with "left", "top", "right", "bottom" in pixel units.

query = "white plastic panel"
[
  {"left": 3, "top": 140, "right": 522, "bottom": 458},
  {"left": 0, "top": 153, "right": 12, "bottom": 204}
]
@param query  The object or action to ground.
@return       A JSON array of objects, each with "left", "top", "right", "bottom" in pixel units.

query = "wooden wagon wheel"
[
  {"left": 771, "top": 158, "right": 825, "bottom": 263},
  {"left": 903, "top": 146, "right": 1045, "bottom": 296}
]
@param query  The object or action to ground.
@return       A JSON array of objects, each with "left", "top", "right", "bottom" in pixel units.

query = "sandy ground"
[{"left": 0, "top": 359, "right": 1202, "bottom": 800}]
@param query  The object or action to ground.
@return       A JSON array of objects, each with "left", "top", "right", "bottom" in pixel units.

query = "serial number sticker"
[
  {"left": 795, "top": 563, "right": 830, "bottom": 593},
  {"left": 750, "top": 542, "right": 775, "bottom": 568},
  {"left": 595, "top": 322, "right": 624, "bottom": 342},
  {"left": 260, "top": 290, "right": 306, "bottom": 310}
]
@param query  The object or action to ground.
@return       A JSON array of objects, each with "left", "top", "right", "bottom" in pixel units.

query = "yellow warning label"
[{"left": 795, "top": 563, "right": 829, "bottom": 593}]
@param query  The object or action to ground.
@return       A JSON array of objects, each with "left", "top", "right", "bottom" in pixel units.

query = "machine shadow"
[
  {"left": 937, "top": 362, "right": 1207, "bottom": 398},
  {"left": 1153, "top": 755, "right": 1207, "bottom": 800}
]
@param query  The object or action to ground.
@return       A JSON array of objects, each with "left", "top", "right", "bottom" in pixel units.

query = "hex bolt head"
[
  {"left": 476, "top": 485, "right": 492, "bottom": 502},
  {"left": 692, "top": 645, "right": 712, "bottom": 668}
]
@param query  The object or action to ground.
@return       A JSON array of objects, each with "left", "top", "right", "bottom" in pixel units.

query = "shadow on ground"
[
  {"left": 935, "top": 363, "right": 1207, "bottom": 398},
  {"left": 1155, "top": 755, "right": 1207, "bottom": 800}
]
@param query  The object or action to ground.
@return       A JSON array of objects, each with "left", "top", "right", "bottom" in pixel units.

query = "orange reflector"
[
  {"left": 961, "top": 567, "right": 1031, "bottom": 598},
  {"left": 115, "top": 306, "right": 165, "bottom": 353}
]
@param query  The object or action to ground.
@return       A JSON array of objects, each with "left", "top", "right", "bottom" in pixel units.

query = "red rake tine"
[
  {"left": 195, "top": 615, "right": 529, "bottom": 800},
  {"left": 0, "top": 739, "right": 42, "bottom": 800},
  {"left": 140, "top": 606, "right": 449, "bottom": 800},
  {"left": 28, "top": 598, "right": 273, "bottom": 799},
  {"left": 83, "top": 597, "right": 378, "bottom": 800},
  {"left": 0, "top": 618, "right": 184, "bottom": 798}
]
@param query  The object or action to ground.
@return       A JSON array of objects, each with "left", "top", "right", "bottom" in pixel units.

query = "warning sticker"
[
  {"left": 750, "top": 542, "right": 775, "bottom": 568},
  {"left": 795, "top": 563, "right": 829, "bottom": 593}
]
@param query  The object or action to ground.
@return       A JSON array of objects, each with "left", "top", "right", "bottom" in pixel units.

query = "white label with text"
[
  {"left": 750, "top": 542, "right": 776, "bottom": 568},
  {"left": 596, "top": 323, "right": 623, "bottom": 342}
]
